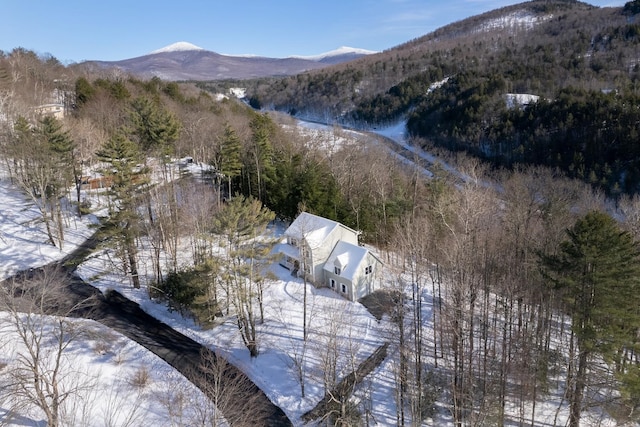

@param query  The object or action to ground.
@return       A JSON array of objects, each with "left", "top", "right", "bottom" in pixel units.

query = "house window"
[
  {"left": 334, "top": 266, "right": 341, "bottom": 275},
  {"left": 341, "top": 283, "right": 347, "bottom": 294},
  {"left": 365, "top": 265, "right": 373, "bottom": 275},
  {"left": 330, "top": 278, "right": 336, "bottom": 289},
  {"left": 290, "top": 238, "right": 298, "bottom": 247}
]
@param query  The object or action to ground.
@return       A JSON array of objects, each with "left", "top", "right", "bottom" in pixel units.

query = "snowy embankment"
[{"left": 0, "top": 311, "right": 210, "bottom": 426}]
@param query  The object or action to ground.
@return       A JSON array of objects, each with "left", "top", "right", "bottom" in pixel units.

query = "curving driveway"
[
  {"left": 4, "top": 231, "right": 293, "bottom": 427},
  {"left": 71, "top": 277, "right": 292, "bottom": 427}
]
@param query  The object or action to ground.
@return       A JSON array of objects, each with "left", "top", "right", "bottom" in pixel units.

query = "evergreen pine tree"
[
  {"left": 74, "top": 77, "right": 95, "bottom": 107},
  {"left": 218, "top": 123, "right": 242, "bottom": 199},
  {"left": 129, "top": 96, "right": 181, "bottom": 156},
  {"left": 211, "top": 196, "right": 275, "bottom": 357},
  {"left": 37, "top": 116, "right": 75, "bottom": 200},
  {"left": 542, "top": 210, "right": 640, "bottom": 426},
  {"left": 97, "top": 132, "right": 150, "bottom": 289},
  {"left": 247, "top": 113, "right": 276, "bottom": 203}
]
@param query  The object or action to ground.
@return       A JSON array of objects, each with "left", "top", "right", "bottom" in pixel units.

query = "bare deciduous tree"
[
  {"left": 190, "top": 348, "right": 273, "bottom": 427},
  {"left": 0, "top": 265, "right": 97, "bottom": 427}
]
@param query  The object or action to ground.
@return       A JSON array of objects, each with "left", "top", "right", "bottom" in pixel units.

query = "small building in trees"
[
  {"left": 34, "top": 103, "right": 65, "bottom": 119},
  {"left": 279, "top": 212, "right": 382, "bottom": 302}
]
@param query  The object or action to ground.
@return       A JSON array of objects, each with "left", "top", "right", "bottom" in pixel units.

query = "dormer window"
[
  {"left": 290, "top": 238, "right": 298, "bottom": 247},
  {"left": 334, "top": 254, "right": 347, "bottom": 276}
]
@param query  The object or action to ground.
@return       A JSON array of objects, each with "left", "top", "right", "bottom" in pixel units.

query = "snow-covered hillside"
[
  {"left": 0, "top": 121, "right": 633, "bottom": 426},
  {"left": 474, "top": 10, "right": 553, "bottom": 34}
]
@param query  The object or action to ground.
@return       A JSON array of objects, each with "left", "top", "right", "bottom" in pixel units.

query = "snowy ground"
[
  {"left": 0, "top": 178, "right": 97, "bottom": 280},
  {"left": 0, "top": 171, "right": 218, "bottom": 426},
  {"left": 0, "top": 311, "right": 213, "bottom": 426},
  {"left": 0, "top": 120, "right": 632, "bottom": 426},
  {"left": 0, "top": 161, "right": 396, "bottom": 426},
  {"left": 75, "top": 223, "right": 393, "bottom": 425}
]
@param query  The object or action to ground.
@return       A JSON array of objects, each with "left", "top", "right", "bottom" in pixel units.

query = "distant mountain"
[
  {"left": 81, "top": 42, "right": 375, "bottom": 81},
  {"left": 149, "top": 41, "right": 205, "bottom": 54},
  {"left": 292, "top": 46, "right": 378, "bottom": 65}
]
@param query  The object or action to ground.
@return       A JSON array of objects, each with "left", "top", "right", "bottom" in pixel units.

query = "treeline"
[
  {"left": 408, "top": 81, "right": 640, "bottom": 195},
  {"left": 383, "top": 158, "right": 640, "bottom": 426}
]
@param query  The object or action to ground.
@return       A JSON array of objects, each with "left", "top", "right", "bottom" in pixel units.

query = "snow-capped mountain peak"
[
  {"left": 326, "top": 46, "right": 378, "bottom": 57},
  {"left": 293, "top": 46, "right": 378, "bottom": 60},
  {"left": 150, "top": 42, "right": 204, "bottom": 54}
]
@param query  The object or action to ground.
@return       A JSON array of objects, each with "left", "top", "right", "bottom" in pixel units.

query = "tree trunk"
[
  {"left": 126, "top": 234, "right": 140, "bottom": 289},
  {"left": 569, "top": 345, "right": 588, "bottom": 427}
]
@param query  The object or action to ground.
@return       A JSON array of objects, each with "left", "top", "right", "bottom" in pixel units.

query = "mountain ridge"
[{"left": 82, "top": 43, "right": 375, "bottom": 81}]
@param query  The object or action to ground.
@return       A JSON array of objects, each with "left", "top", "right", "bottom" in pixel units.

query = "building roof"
[
  {"left": 284, "top": 212, "right": 356, "bottom": 248},
  {"left": 277, "top": 241, "right": 300, "bottom": 259},
  {"left": 323, "top": 240, "right": 371, "bottom": 281}
]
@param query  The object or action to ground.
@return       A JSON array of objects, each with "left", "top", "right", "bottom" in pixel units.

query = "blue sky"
[{"left": 2, "top": 0, "right": 627, "bottom": 63}]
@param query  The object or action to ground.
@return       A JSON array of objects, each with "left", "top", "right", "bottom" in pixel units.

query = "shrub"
[
  {"left": 129, "top": 366, "right": 150, "bottom": 389},
  {"left": 158, "top": 269, "right": 205, "bottom": 311}
]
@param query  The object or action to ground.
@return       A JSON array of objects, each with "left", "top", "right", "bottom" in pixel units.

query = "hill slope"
[
  {"left": 247, "top": 0, "right": 623, "bottom": 119},
  {"left": 245, "top": 0, "right": 640, "bottom": 194}
]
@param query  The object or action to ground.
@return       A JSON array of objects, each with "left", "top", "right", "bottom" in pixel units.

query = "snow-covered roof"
[
  {"left": 277, "top": 241, "right": 300, "bottom": 259},
  {"left": 335, "top": 252, "right": 349, "bottom": 269},
  {"left": 323, "top": 240, "right": 371, "bottom": 282},
  {"left": 285, "top": 212, "right": 349, "bottom": 248}
]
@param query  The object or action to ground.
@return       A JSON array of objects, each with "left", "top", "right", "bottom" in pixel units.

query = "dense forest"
[
  {"left": 4, "top": 2, "right": 640, "bottom": 425},
  {"left": 241, "top": 0, "right": 640, "bottom": 195}
]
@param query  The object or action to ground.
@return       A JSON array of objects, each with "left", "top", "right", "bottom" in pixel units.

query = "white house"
[
  {"left": 279, "top": 212, "right": 382, "bottom": 302},
  {"left": 322, "top": 240, "right": 382, "bottom": 302}
]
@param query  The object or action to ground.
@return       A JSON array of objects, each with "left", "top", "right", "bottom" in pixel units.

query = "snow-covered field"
[{"left": 0, "top": 120, "right": 632, "bottom": 426}]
